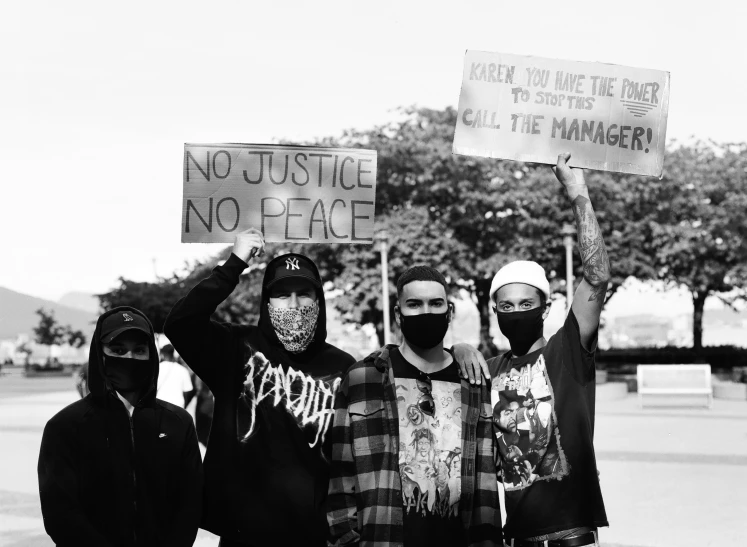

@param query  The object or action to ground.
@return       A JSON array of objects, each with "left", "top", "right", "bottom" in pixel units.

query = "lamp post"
[
  {"left": 562, "top": 224, "right": 576, "bottom": 314},
  {"left": 375, "top": 229, "right": 392, "bottom": 344}
]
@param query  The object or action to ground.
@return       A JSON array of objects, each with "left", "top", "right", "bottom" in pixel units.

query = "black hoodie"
[
  {"left": 164, "top": 253, "right": 356, "bottom": 547},
  {"left": 37, "top": 307, "right": 203, "bottom": 547}
]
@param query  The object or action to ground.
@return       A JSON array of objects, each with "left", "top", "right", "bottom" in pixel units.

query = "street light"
[
  {"left": 562, "top": 223, "right": 576, "bottom": 314},
  {"left": 375, "top": 229, "right": 392, "bottom": 344}
]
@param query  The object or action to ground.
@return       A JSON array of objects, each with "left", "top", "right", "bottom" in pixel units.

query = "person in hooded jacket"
[
  {"left": 37, "top": 306, "right": 203, "bottom": 547},
  {"left": 163, "top": 228, "right": 356, "bottom": 547}
]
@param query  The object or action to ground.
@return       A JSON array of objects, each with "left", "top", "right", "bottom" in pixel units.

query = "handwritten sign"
[
  {"left": 182, "top": 143, "right": 377, "bottom": 243},
  {"left": 453, "top": 51, "right": 670, "bottom": 177}
]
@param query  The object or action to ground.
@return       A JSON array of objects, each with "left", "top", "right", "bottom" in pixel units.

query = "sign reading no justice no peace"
[{"left": 182, "top": 144, "right": 378, "bottom": 244}]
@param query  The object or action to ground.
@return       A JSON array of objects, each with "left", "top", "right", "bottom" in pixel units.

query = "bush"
[{"left": 597, "top": 345, "right": 747, "bottom": 374}]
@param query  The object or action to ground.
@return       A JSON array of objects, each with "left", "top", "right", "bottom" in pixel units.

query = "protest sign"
[
  {"left": 182, "top": 144, "right": 377, "bottom": 244},
  {"left": 453, "top": 51, "right": 670, "bottom": 177}
]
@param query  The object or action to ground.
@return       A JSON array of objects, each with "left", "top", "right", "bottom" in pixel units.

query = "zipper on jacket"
[{"left": 110, "top": 388, "right": 146, "bottom": 544}]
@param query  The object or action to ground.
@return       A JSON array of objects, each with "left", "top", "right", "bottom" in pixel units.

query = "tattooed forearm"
[{"left": 571, "top": 195, "right": 610, "bottom": 303}]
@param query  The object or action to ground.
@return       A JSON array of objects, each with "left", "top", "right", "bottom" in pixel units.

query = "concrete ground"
[{"left": 1, "top": 373, "right": 745, "bottom": 546}]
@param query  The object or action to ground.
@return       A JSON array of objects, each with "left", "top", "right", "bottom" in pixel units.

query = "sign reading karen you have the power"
[{"left": 454, "top": 51, "right": 670, "bottom": 177}]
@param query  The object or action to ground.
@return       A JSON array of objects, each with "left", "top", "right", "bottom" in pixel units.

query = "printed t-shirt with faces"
[
  {"left": 390, "top": 348, "right": 467, "bottom": 547},
  {"left": 488, "top": 311, "right": 609, "bottom": 539}
]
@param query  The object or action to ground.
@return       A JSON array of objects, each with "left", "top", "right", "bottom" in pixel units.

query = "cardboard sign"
[
  {"left": 182, "top": 144, "right": 377, "bottom": 244},
  {"left": 453, "top": 51, "right": 670, "bottom": 177}
]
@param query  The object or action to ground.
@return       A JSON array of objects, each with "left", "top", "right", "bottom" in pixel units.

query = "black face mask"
[
  {"left": 398, "top": 310, "right": 450, "bottom": 349},
  {"left": 496, "top": 307, "right": 545, "bottom": 356},
  {"left": 105, "top": 355, "right": 152, "bottom": 393}
]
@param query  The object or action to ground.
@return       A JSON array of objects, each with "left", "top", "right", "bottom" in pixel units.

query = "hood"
[
  {"left": 87, "top": 306, "right": 160, "bottom": 404},
  {"left": 258, "top": 252, "right": 328, "bottom": 353}
]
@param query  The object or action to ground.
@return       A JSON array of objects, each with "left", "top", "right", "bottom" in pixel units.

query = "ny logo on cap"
[
  {"left": 285, "top": 258, "right": 300, "bottom": 270},
  {"left": 122, "top": 313, "right": 134, "bottom": 322}
]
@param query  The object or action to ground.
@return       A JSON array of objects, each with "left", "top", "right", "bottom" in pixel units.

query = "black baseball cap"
[
  {"left": 265, "top": 254, "right": 321, "bottom": 290},
  {"left": 101, "top": 311, "right": 152, "bottom": 344}
]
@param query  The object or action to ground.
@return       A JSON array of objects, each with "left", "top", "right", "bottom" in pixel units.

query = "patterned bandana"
[{"left": 267, "top": 301, "right": 320, "bottom": 353}]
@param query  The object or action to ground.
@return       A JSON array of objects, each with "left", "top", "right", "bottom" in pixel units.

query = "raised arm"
[
  {"left": 164, "top": 228, "right": 265, "bottom": 390},
  {"left": 553, "top": 153, "right": 611, "bottom": 349}
]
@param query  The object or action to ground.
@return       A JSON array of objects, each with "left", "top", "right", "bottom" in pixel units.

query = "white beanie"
[{"left": 489, "top": 260, "right": 551, "bottom": 302}]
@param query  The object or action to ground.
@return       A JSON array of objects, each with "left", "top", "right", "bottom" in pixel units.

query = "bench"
[{"left": 637, "top": 364, "right": 712, "bottom": 408}]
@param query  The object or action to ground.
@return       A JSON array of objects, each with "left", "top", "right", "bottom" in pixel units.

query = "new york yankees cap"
[
  {"left": 265, "top": 253, "right": 321, "bottom": 289},
  {"left": 101, "top": 310, "right": 152, "bottom": 344}
]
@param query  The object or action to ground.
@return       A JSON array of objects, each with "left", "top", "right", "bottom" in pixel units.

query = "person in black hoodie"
[
  {"left": 163, "top": 228, "right": 356, "bottom": 547},
  {"left": 38, "top": 307, "right": 203, "bottom": 547}
]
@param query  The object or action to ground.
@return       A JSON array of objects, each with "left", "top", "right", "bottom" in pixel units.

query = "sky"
[{"left": 2, "top": 0, "right": 745, "bottom": 305}]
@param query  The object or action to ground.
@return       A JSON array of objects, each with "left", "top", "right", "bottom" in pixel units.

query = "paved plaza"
[{"left": 1, "top": 373, "right": 745, "bottom": 546}]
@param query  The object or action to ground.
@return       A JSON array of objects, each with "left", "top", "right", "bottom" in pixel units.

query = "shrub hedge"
[{"left": 597, "top": 346, "right": 747, "bottom": 374}]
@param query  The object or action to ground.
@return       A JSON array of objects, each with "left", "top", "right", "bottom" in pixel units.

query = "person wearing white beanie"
[{"left": 487, "top": 154, "right": 610, "bottom": 547}]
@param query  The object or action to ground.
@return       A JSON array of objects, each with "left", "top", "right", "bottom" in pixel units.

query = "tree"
[
  {"left": 98, "top": 278, "right": 189, "bottom": 334},
  {"left": 65, "top": 327, "right": 87, "bottom": 349},
  {"left": 33, "top": 308, "right": 66, "bottom": 347},
  {"left": 629, "top": 141, "right": 747, "bottom": 351},
  {"left": 177, "top": 113, "right": 746, "bottom": 355},
  {"left": 33, "top": 308, "right": 87, "bottom": 363},
  {"left": 313, "top": 106, "right": 653, "bottom": 350},
  {"left": 16, "top": 340, "right": 33, "bottom": 366},
  {"left": 98, "top": 257, "right": 265, "bottom": 334}
]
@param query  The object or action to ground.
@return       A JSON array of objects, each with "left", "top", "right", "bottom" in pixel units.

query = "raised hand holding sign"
[{"left": 232, "top": 227, "right": 265, "bottom": 262}]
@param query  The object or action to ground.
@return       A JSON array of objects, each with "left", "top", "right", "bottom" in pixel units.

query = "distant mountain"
[
  {"left": 58, "top": 291, "right": 101, "bottom": 314},
  {"left": 0, "top": 286, "right": 97, "bottom": 340}
]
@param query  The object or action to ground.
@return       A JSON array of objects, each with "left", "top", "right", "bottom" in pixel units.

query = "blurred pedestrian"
[
  {"left": 74, "top": 364, "right": 88, "bottom": 398},
  {"left": 38, "top": 307, "right": 203, "bottom": 547},
  {"left": 157, "top": 343, "right": 195, "bottom": 408}
]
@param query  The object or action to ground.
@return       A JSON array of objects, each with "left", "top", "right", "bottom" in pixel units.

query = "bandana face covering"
[{"left": 268, "top": 300, "right": 320, "bottom": 353}]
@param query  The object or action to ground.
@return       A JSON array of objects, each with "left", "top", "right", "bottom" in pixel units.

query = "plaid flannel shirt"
[{"left": 327, "top": 345, "right": 502, "bottom": 547}]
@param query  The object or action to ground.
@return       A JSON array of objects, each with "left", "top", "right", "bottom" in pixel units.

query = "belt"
[{"left": 509, "top": 531, "right": 597, "bottom": 547}]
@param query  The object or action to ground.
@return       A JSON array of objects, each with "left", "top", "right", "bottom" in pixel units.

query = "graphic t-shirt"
[
  {"left": 488, "top": 311, "right": 608, "bottom": 539},
  {"left": 390, "top": 348, "right": 467, "bottom": 547},
  {"left": 237, "top": 351, "right": 341, "bottom": 450}
]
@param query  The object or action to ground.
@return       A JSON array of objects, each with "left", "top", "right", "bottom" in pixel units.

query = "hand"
[
  {"left": 452, "top": 343, "right": 490, "bottom": 385},
  {"left": 232, "top": 228, "right": 265, "bottom": 263},
  {"left": 552, "top": 153, "right": 586, "bottom": 190}
]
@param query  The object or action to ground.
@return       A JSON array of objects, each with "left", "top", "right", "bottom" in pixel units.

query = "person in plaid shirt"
[{"left": 327, "top": 266, "right": 502, "bottom": 547}]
